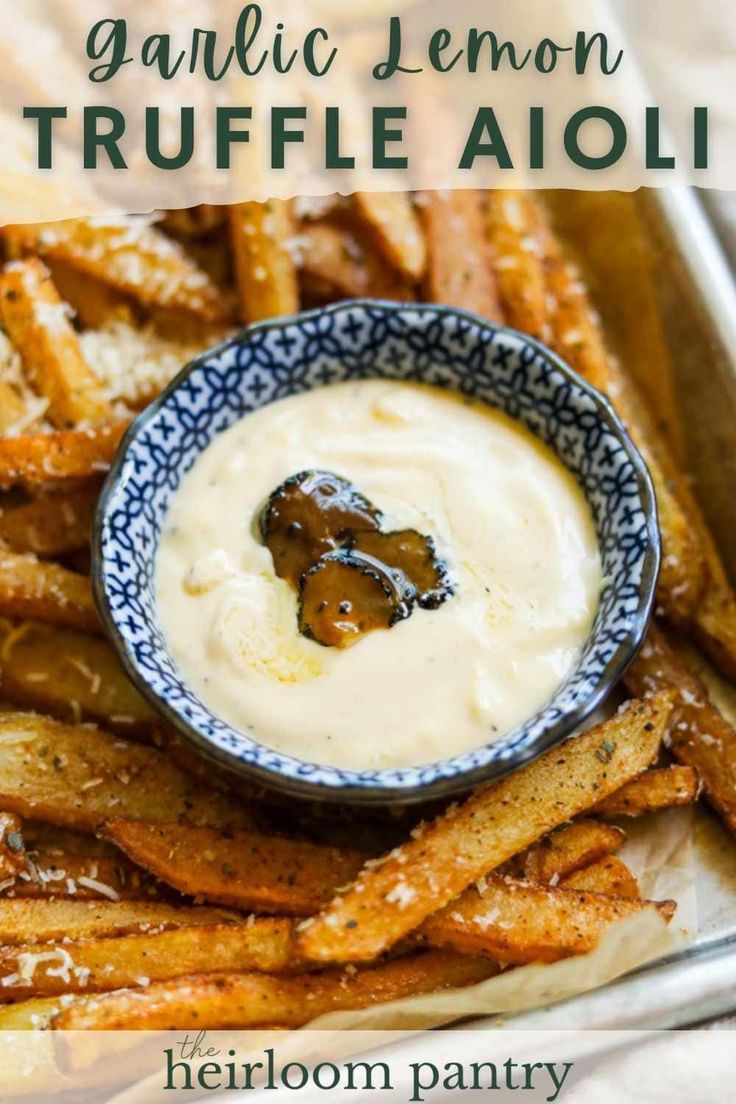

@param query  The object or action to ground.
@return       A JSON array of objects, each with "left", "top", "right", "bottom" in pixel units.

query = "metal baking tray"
[{"left": 482, "top": 186, "right": 736, "bottom": 1030}]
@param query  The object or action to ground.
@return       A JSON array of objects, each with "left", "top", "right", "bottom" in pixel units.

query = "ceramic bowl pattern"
[{"left": 93, "top": 300, "right": 660, "bottom": 803}]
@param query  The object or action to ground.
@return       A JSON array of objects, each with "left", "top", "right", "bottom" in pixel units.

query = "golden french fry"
[
  {"left": 0, "top": 259, "right": 111, "bottom": 428},
  {"left": 0, "top": 713, "right": 254, "bottom": 831},
  {"left": 103, "top": 820, "right": 367, "bottom": 915},
  {"left": 485, "top": 190, "right": 550, "bottom": 341},
  {"left": 44, "top": 260, "right": 134, "bottom": 330},
  {"left": 2, "top": 850, "right": 164, "bottom": 902},
  {"left": 0, "top": 918, "right": 295, "bottom": 997},
  {"left": 0, "top": 551, "right": 99, "bottom": 633},
  {"left": 420, "top": 876, "right": 671, "bottom": 965},
  {"left": 53, "top": 951, "right": 497, "bottom": 1030},
  {"left": 353, "top": 192, "right": 426, "bottom": 281},
  {"left": 0, "top": 620, "right": 155, "bottom": 733},
  {"left": 230, "top": 200, "right": 299, "bottom": 323},
  {"left": 0, "top": 381, "right": 31, "bottom": 435},
  {"left": 592, "top": 765, "right": 699, "bottom": 817},
  {"left": 0, "top": 422, "right": 128, "bottom": 489},
  {"left": 562, "top": 856, "right": 641, "bottom": 899},
  {"left": 0, "top": 483, "right": 97, "bottom": 556},
  {"left": 0, "top": 897, "right": 237, "bottom": 945},
  {"left": 296, "top": 222, "right": 413, "bottom": 301},
  {"left": 520, "top": 819, "right": 625, "bottom": 884},
  {"left": 625, "top": 625, "right": 736, "bottom": 835},
  {"left": 297, "top": 693, "right": 674, "bottom": 964},
  {"left": 3, "top": 219, "right": 229, "bottom": 324},
  {"left": 0, "top": 996, "right": 62, "bottom": 1029},
  {"left": 0, "top": 810, "right": 26, "bottom": 877},
  {"left": 417, "top": 190, "right": 502, "bottom": 320}
]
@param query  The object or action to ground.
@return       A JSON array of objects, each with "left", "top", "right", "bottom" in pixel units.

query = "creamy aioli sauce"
[{"left": 155, "top": 381, "right": 602, "bottom": 769}]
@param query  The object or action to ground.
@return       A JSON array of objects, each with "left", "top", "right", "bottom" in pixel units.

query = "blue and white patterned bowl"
[{"left": 93, "top": 300, "right": 660, "bottom": 805}]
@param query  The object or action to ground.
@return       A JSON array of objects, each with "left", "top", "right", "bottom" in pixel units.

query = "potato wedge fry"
[
  {"left": 53, "top": 951, "right": 497, "bottom": 1030},
  {"left": 0, "top": 810, "right": 25, "bottom": 877},
  {"left": 0, "top": 996, "right": 63, "bottom": 1029},
  {"left": 0, "top": 551, "right": 99, "bottom": 633},
  {"left": 4, "top": 851, "right": 164, "bottom": 902},
  {"left": 0, "top": 259, "right": 111, "bottom": 428},
  {"left": 0, "top": 422, "right": 128, "bottom": 489},
  {"left": 420, "top": 876, "right": 671, "bottom": 965},
  {"left": 562, "top": 856, "right": 641, "bottom": 899},
  {"left": 625, "top": 625, "right": 736, "bottom": 835},
  {"left": 485, "top": 190, "right": 550, "bottom": 341},
  {"left": 0, "top": 483, "right": 97, "bottom": 556},
  {"left": 416, "top": 190, "right": 502, "bottom": 320},
  {"left": 0, "top": 898, "right": 237, "bottom": 945},
  {"left": 296, "top": 222, "right": 414, "bottom": 302},
  {"left": 520, "top": 819, "right": 625, "bottom": 884},
  {"left": 0, "top": 620, "right": 155, "bottom": 732},
  {"left": 103, "top": 821, "right": 367, "bottom": 915},
  {"left": 230, "top": 200, "right": 299, "bottom": 323},
  {"left": 353, "top": 192, "right": 426, "bottom": 281},
  {"left": 0, "top": 713, "right": 254, "bottom": 831},
  {"left": 4, "top": 219, "right": 228, "bottom": 324},
  {"left": 297, "top": 693, "right": 674, "bottom": 964},
  {"left": 592, "top": 765, "right": 699, "bottom": 817},
  {"left": 0, "top": 918, "right": 295, "bottom": 997}
]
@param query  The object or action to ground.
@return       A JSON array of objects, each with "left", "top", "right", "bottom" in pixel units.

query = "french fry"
[
  {"left": 0, "top": 551, "right": 99, "bottom": 633},
  {"left": 4, "top": 218, "right": 229, "bottom": 324},
  {"left": 592, "top": 765, "right": 699, "bottom": 817},
  {"left": 0, "top": 918, "right": 296, "bottom": 997},
  {"left": 520, "top": 819, "right": 625, "bottom": 884},
  {"left": 103, "top": 821, "right": 368, "bottom": 915},
  {"left": 0, "top": 898, "right": 237, "bottom": 945},
  {"left": 416, "top": 190, "right": 502, "bottom": 320},
  {"left": 296, "top": 222, "right": 414, "bottom": 302},
  {"left": 0, "top": 713, "right": 254, "bottom": 831},
  {"left": 0, "top": 259, "right": 111, "bottom": 428},
  {"left": 562, "top": 856, "right": 641, "bottom": 899},
  {"left": 53, "top": 951, "right": 497, "bottom": 1031},
  {"left": 0, "top": 810, "right": 25, "bottom": 877},
  {"left": 297, "top": 693, "right": 674, "bottom": 964},
  {"left": 420, "top": 876, "right": 671, "bottom": 965},
  {"left": 3, "top": 851, "right": 164, "bottom": 902},
  {"left": 353, "top": 192, "right": 426, "bottom": 281},
  {"left": 0, "top": 483, "right": 97, "bottom": 556},
  {"left": 21, "top": 822, "right": 122, "bottom": 858},
  {"left": 0, "top": 381, "right": 31, "bottom": 435},
  {"left": 485, "top": 190, "right": 550, "bottom": 341},
  {"left": 43, "top": 260, "right": 134, "bottom": 330},
  {"left": 625, "top": 625, "right": 736, "bottom": 835},
  {"left": 230, "top": 200, "right": 299, "bottom": 323},
  {"left": 0, "top": 422, "right": 128, "bottom": 489},
  {"left": 0, "top": 996, "right": 63, "bottom": 1029},
  {"left": 0, "top": 620, "right": 155, "bottom": 733}
]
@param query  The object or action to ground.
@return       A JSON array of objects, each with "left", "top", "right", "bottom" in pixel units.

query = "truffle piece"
[
  {"left": 298, "top": 550, "right": 416, "bottom": 648},
  {"left": 259, "top": 470, "right": 381, "bottom": 586},
  {"left": 347, "top": 528, "right": 453, "bottom": 609}
]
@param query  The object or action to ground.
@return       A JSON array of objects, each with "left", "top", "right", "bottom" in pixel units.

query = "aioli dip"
[{"left": 156, "top": 380, "right": 602, "bottom": 769}]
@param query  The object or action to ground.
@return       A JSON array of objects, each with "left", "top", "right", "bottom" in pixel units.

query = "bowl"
[{"left": 93, "top": 300, "right": 660, "bottom": 804}]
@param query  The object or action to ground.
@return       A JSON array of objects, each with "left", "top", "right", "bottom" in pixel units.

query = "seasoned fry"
[
  {"left": 625, "top": 624, "right": 736, "bottom": 835},
  {"left": 0, "top": 898, "right": 237, "bottom": 945},
  {"left": 0, "top": 551, "right": 99, "bottom": 633},
  {"left": 44, "top": 261, "right": 134, "bottom": 329},
  {"left": 4, "top": 218, "right": 228, "bottom": 324},
  {"left": 3, "top": 851, "right": 163, "bottom": 901},
  {"left": 0, "top": 620, "right": 155, "bottom": 732},
  {"left": 520, "top": 819, "right": 625, "bottom": 884},
  {"left": 0, "top": 381, "right": 31, "bottom": 435},
  {"left": 417, "top": 190, "right": 502, "bottom": 320},
  {"left": 230, "top": 200, "right": 299, "bottom": 323},
  {"left": 592, "top": 765, "right": 699, "bottom": 817},
  {"left": 562, "top": 856, "right": 641, "bottom": 899},
  {"left": 420, "top": 877, "right": 671, "bottom": 965},
  {"left": 0, "top": 259, "right": 111, "bottom": 428},
  {"left": 485, "top": 190, "right": 550, "bottom": 341},
  {"left": 103, "top": 821, "right": 367, "bottom": 914},
  {"left": 0, "top": 918, "right": 295, "bottom": 997},
  {"left": 297, "top": 693, "right": 674, "bottom": 964},
  {"left": 296, "top": 222, "right": 413, "bottom": 302},
  {"left": 353, "top": 192, "right": 426, "bottom": 281},
  {"left": 0, "top": 422, "right": 128, "bottom": 489},
  {"left": 0, "top": 483, "right": 96, "bottom": 556},
  {"left": 53, "top": 951, "right": 497, "bottom": 1030},
  {"left": 0, "top": 996, "right": 63, "bottom": 1029},
  {"left": 0, "top": 810, "right": 26, "bottom": 877},
  {"left": 0, "top": 713, "right": 254, "bottom": 831}
]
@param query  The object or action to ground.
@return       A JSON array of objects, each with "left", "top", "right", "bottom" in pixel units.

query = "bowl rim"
[{"left": 92, "top": 298, "right": 661, "bottom": 805}]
